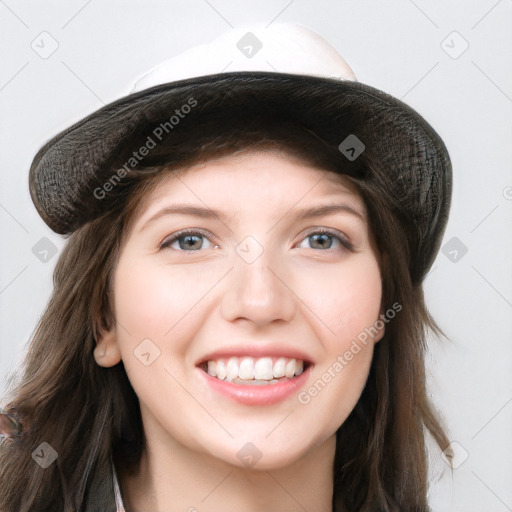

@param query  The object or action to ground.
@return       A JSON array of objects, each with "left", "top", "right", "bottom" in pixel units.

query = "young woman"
[{"left": 0, "top": 25, "right": 453, "bottom": 512}]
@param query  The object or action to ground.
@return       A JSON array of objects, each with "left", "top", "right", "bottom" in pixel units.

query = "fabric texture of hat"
[{"left": 28, "top": 23, "right": 452, "bottom": 284}]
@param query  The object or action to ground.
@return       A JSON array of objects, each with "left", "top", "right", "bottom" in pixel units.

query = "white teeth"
[
  {"left": 226, "top": 357, "right": 238, "bottom": 381},
  {"left": 232, "top": 377, "right": 280, "bottom": 386},
  {"left": 207, "top": 360, "right": 217, "bottom": 377},
  {"left": 285, "top": 358, "right": 296, "bottom": 378},
  {"left": 272, "top": 357, "right": 286, "bottom": 378},
  {"left": 239, "top": 357, "right": 254, "bottom": 380},
  {"left": 254, "top": 357, "right": 273, "bottom": 380},
  {"left": 216, "top": 360, "right": 226, "bottom": 380},
  {"left": 203, "top": 356, "right": 307, "bottom": 382}
]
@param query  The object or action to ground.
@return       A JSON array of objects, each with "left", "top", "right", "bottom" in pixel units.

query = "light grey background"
[{"left": 1, "top": 1, "right": 511, "bottom": 511}]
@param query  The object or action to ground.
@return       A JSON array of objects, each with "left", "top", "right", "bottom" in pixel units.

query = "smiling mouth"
[{"left": 198, "top": 356, "right": 311, "bottom": 385}]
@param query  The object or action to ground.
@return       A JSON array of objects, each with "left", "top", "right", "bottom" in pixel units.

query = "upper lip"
[{"left": 196, "top": 345, "right": 314, "bottom": 366}]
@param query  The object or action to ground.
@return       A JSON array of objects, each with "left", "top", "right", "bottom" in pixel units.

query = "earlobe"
[
  {"left": 374, "top": 324, "right": 385, "bottom": 344},
  {"left": 93, "top": 326, "right": 122, "bottom": 367},
  {"left": 374, "top": 307, "right": 386, "bottom": 344}
]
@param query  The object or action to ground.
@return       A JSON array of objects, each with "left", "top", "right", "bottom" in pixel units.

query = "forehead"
[{"left": 135, "top": 149, "right": 365, "bottom": 219}]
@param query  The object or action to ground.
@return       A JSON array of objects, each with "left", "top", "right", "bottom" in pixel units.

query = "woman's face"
[{"left": 96, "top": 149, "right": 384, "bottom": 470}]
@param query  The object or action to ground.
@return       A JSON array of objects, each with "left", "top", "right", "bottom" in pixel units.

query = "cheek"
[
  {"left": 297, "top": 254, "right": 382, "bottom": 344},
  {"left": 111, "top": 259, "right": 211, "bottom": 400},
  {"left": 297, "top": 257, "right": 382, "bottom": 430},
  {"left": 112, "top": 259, "right": 219, "bottom": 348},
  {"left": 114, "top": 264, "right": 170, "bottom": 340}
]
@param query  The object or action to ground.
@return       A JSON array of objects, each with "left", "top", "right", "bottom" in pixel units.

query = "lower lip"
[{"left": 197, "top": 366, "right": 312, "bottom": 405}]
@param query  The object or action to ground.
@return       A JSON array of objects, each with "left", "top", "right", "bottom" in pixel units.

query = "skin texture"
[{"left": 94, "top": 150, "right": 384, "bottom": 512}]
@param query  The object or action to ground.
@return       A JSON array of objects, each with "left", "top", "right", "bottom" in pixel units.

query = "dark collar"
[{"left": 84, "top": 457, "right": 118, "bottom": 512}]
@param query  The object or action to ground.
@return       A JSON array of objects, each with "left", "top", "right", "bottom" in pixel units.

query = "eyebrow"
[{"left": 139, "top": 202, "right": 366, "bottom": 231}]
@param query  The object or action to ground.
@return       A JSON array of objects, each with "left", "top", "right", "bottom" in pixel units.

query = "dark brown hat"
[
  {"left": 28, "top": 18, "right": 452, "bottom": 288},
  {"left": 29, "top": 70, "right": 451, "bottom": 284}
]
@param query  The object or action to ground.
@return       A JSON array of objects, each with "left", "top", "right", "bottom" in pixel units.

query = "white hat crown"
[{"left": 131, "top": 23, "right": 357, "bottom": 93}]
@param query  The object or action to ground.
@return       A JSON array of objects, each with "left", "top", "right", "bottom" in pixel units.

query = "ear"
[
  {"left": 93, "top": 323, "right": 122, "bottom": 368},
  {"left": 373, "top": 325, "right": 385, "bottom": 344},
  {"left": 373, "top": 307, "right": 387, "bottom": 344}
]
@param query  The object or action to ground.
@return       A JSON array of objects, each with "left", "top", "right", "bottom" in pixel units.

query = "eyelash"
[{"left": 159, "top": 228, "right": 354, "bottom": 252}]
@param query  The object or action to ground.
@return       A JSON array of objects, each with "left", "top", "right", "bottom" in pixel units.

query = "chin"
[{"left": 203, "top": 433, "right": 319, "bottom": 472}]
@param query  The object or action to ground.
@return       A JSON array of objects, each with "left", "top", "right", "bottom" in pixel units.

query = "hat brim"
[{"left": 29, "top": 71, "right": 451, "bottom": 281}]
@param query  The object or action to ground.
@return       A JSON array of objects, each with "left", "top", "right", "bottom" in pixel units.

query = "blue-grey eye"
[
  {"left": 297, "top": 230, "right": 352, "bottom": 251},
  {"left": 160, "top": 231, "right": 214, "bottom": 251}
]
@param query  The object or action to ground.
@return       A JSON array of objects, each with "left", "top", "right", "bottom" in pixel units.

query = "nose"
[{"left": 220, "top": 247, "right": 296, "bottom": 327}]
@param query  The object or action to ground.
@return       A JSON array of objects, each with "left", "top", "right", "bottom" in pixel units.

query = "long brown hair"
[{"left": 0, "top": 120, "right": 452, "bottom": 512}]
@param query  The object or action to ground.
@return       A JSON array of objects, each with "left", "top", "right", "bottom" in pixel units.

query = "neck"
[{"left": 119, "top": 431, "right": 336, "bottom": 512}]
